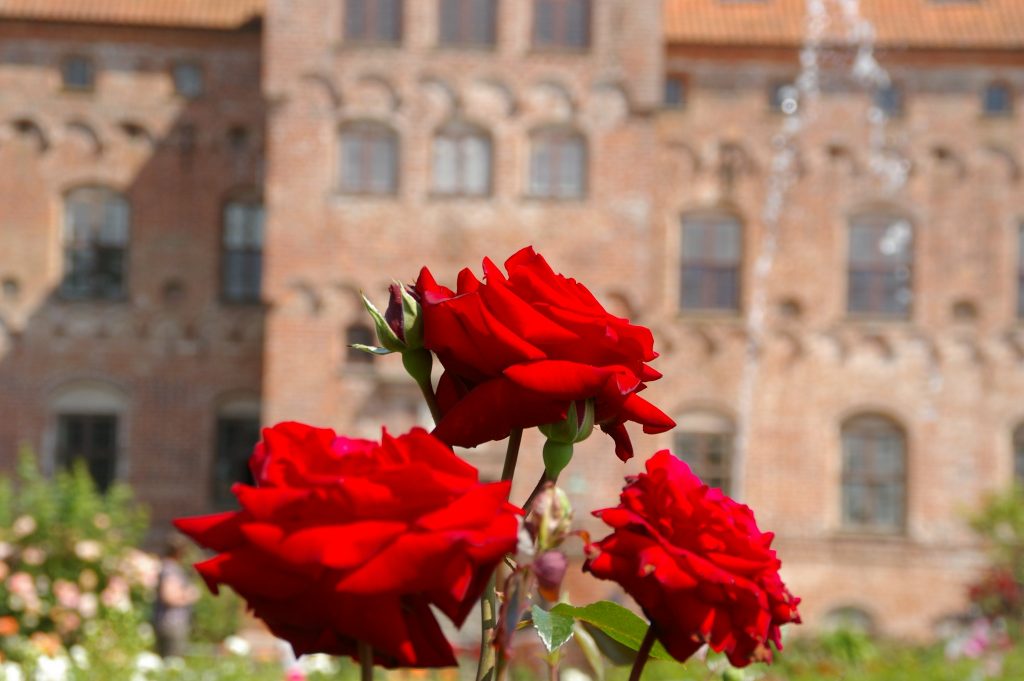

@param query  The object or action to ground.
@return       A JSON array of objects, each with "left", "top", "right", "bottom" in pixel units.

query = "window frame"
[
  {"left": 56, "top": 412, "right": 119, "bottom": 493},
  {"left": 672, "top": 413, "right": 735, "bottom": 494},
  {"left": 526, "top": 126, "right": 587, "bottom": 200},
  {"left": 344, "top": 0, "right": 404, "bottom": 46},
  {"left": 438, "top": 0, "right": 498, "bottom": 48},
  {"left": 664, "top": 74, "right": 688, "bottom": 110},
  {"left": 60, "top": 186, "right": 131, "bottom": 302},
  {"left": 220, "top": 194, "right": 264, "bottom": 305},
  {"left": 338, "top": 120, "right": 401, "bottom": 196},
  {"left": 172, "top": 61, "right": 205, "bottom": 100},
  {"left": 679, "top": 211, "right": 743, "bottom": 313},
  {"left": 432, "top": 120, "right": 494, "bottom": 198},
  {"left": 846, "top": 212, "right": 914, "bottom": 319},
  {"left": 61, "top": 55, "right": 95, "bottom": 92},
  {"left": 840, "top": 414, "right": 908, "bottom": 534},
  {"left": 874, "top": 82, "right": 904, "bottom": 118},
  {"left": 982, "top": 81, "right": 1014, "bottom": 118},
  {"left": 211, "top": 414, "right": 260, "bottom": 509},
  {"left": 531, "top": 0, "right": 591, "bottom": 51}
]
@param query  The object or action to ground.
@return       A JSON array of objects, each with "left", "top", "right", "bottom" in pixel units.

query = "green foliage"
[
  {"left": 551, "top": 601, "right": 672, "bottom": 661},
  {"left": 531, "top": 605, "right": 574, "bottom": 653},
  {"left": 969, "top": 485, "right": 1024, "bottom": 623},
  {"left": 191, "top": 583, "right": 244, "bottom": 644}
]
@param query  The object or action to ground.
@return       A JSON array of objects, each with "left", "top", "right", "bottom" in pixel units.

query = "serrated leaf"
[
  {"left": 531, "top": 605, "right": 575, "bottom": 653},
  {"left": 551, "top": 601, "right": 671, "bottom": 661},
  {"left": 349, "top": 343, "right": 392, "bottom": 356}
]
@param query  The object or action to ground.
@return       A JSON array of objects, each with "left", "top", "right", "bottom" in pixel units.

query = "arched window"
[
  {"left": 50, "top": 381, "right": 127, "bottom": 493},
  {"left": 528, "top": 127, "right": 586, "bottom": 199},
  {"left": 847, "top": 213, "right": 913, "bottom": 317},
  {"left": 433, "top": 121, "right": 492, "bottom": 197},
  {"left": 345, "top": 0, "right": 403, "bottom": 44},
  {"left": 673, "top": 410, "right": 735, "bottom": 494},
  {"left": 212, "top": 397, "right": 261, "bottom": 509},
  {"left": 1014, "top": 425, "right": 1024, "bottom": 483},
  {"left": 841, "top": 415, "right": 907, "bottom": 532},
  {"left": 439, "top": 0, "right": 497, "bottom": 47},
  {"left": 222, "top": 196, "right": 264, "bottom": 303},
  {"left": 533, "top": 0, "right": 590, "bottom": 49},
  {"left": 61, "top": 187, "right": 130, "bottom": 300},
  {"left": 339, "top": 121, "right": 399, "bottom": 195},
  {"left": 680, "top": 212, "right": 742, "bottom": 312}
]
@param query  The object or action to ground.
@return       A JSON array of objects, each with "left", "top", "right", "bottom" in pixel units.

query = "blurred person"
[{"left": 153, "top": 533, "right": 199, "bottom": 657}]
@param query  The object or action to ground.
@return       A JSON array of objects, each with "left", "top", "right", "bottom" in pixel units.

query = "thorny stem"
[
  {"left": 476, "top": 572, "right": 498, "bottom": 681},
  {"left": 628, "top": 627, "right": 658, "bottom": 681},
  {"left": 358, "top": 640, "right": 373, "bottom": 681}
]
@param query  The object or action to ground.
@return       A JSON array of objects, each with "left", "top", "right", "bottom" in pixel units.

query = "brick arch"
[
  {"left": 354, "top": 72, "right": 401, "bottom": 112},
  {"left": 466, "top": 76, "right": 518, "bottom": 118},
  {"left": 65, "top": 119, "right": 104, "bottom": 156},
  {"left": 299, "top": 71, "right": 343, "bottom": 111},
  {"left": 117, "top": 120, "right": 156, "bottom": 148},
  {"left": 8, "top": 116, "right": 50, "bottom": 152}
]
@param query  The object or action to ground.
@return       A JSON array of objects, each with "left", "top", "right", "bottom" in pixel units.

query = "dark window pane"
[
  {"left": 440, "top": 0, "right": 496, "bottom": 46},
  {"left": 213, "top": 417, "right": 260, "bottom": 508},
  {"left": 874, "top": 84, "right": 903, "bottom": 117},
  {"left": 533, "top": 0, "right": 589, "bottom": 49},
  {"left": 664, "top": 77, "right": 686, "bottom": 109},
  {"left": 346, "top": 324, "right": 376, "bottom": 365},
  {"left": 346, "top": 0, "right": 402, "bottom": 43},
  {"left": 62, "top": 56, "right": 94, "bottom": 90},
  {"left": 61, "top": 188, "right": 129, "bottom": 300},
  {"left": 173, "top": 62, "right": 204, "bottom": 99},
  {"left": 680, "top": 215, "right": 742, "bottom": 312},
  {"left": 339, "top": 123, "right": 399, "bottom": 195},
  {"left": 57, "top": 414, "right": 118, "bottom": 493},
  {"left": 346, "top": 0, "right": 367, "bottom": 39},
  {"left": 222, "top": 200, "right": 264, "bottom": 302},
  {"left": 673, "top": 427, "right": 734, "bottom": 495},
  {"left": 529, "top": 129, "right": 586, "bottom": 198},
  {"left": 984, "top": 83, "right": 1013, "bottom": 116}
]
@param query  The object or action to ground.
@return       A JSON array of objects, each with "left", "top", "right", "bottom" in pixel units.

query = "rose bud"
[
  {"left": 533, "top": 550, "right": 568, "bottom": 602},
  {"left": 526, "top": 483, "right": 573, "bottom": 552},
  {"left": 357, "top": 283, "right": 433, "bottom": 388}
]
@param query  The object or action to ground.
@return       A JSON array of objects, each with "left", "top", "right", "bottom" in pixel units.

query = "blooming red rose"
[
  {"left": 174, "top": 422, "right": 520, "bottom": 668},
  {"left": 584, "top": 451, "right": 801, "bottom": 667},
  {"left": 415, "top": 246, "right": 674, "bottom": 460}
]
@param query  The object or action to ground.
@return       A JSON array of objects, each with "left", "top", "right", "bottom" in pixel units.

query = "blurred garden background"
[{"left": 2, "top": 0, "right": 1024, "bottom": 678}]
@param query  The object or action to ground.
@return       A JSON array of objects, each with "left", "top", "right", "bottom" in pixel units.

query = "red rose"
[
  {"left": 416, "top": 247, "right": 674, "bottom": 460},
  {"left": 584, "top": 451, "right": 801, "bottom": 667},
  {"left": 174, "top": 422, "right": 520, "bottom": 668}
]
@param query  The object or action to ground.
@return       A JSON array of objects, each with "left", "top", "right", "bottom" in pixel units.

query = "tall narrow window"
[
  {"left": 983, "top": 82, "right": 1013, "bottom": 117},
  {"left": 439, "top": 0, "right": 497, "bottom": 47},
  {"left": 528, "top": 127, "right": 586, "bottom": 199},
  {"left": 62, "top": 187, "right": 130, "bottom": 300},
  {"left": 673, "top": 411, "right": 735, "bottom": 494},
  {"left": 345, "top": 0, "right": 403, "bottom": 44},
  {"left": 57, "top": 413, "right": 118, "bottom": 493},
  {"left": 339, "top": 121, "right": 399, "bottom": 195},
  {"left": 61, "top": 55, "right": 95, "bottom": 91},
  {"left": 172, "top": 62, "right": 204, "bottom": 99},
  {"left": 212, "top": 411, "right": 260, "bottom": 509},
  {"left": 533, "top": 0, "right": 590, "bottom": 49},
  {"left": 664, "top": 76, "right": 687, "bottom": 109},
  {"left": 841, "top": 415, "right": 906, "bottom": 532},
  {"left": 847, "top": 213, "right": 913, "bottom": 317},
  {"left": 433, "top": 121, "right": 492, "bottom": 197},
  {"left": 1018, "top": 223, "right": 1024, "bottom": 318},
  {"left": 680, "top": 213, "right": 742, "bottom": 312},
  {"left": 874, "top": 83, "right": 904, "bottom": 117},
  {"left": 222, "top": 198, "right": 264, "bottom": 303},
  {"left": 1014, "top": 426, "right": 1024, "bottom": 483}
]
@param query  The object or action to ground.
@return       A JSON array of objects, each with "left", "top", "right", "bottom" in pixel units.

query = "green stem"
[
  {"left": 628, "top": 627, "right": 657, "bottom": 681},
  {"left": 358, "top": 640, "right": 373, "bottom": 681},
  {"left": 476, "top": 572, "right": 497, "bottom": 681},
  {"left": 523, "top": 470, "right": 558, "bottom": 512},
  {"left": 501, "top": 428, "right": 523, "bottom": 483},
  {"left": 416, "top": 376, "right": 441, "bottom": 425}
]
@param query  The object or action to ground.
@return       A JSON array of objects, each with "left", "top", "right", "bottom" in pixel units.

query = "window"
[
  {"left": 339, "top": 121, "right": 399, "bottom": 195},
  {"left": 1015, "top": 426, "right": 1024, "bottom": 483},
  {"left": 439, "top": 0, "right": 497, "bottom": 47},
  {"left": 673, "top": 411, "right": 735, "bottom": 494},
  {"left": 222, "top": 198, "right": 264, "bottom": 303},
  {"left": 532, "top": 0, "right": 590, "bottom": 50},
  {"left": 874, "top": 83, "right": 903, "bottom": 117},
  {"left": 61, "top": 187, "right": 130, "bottom": 300},
  {"left": 664, "top": 76, "right": 687, "bottom": 109},
  {"left": 1018, "top": 224, "right": 1024, "bottom": 318},
  {"left": 345, "top": 0, "right": 403, "bottom": 44},
  {"left": 61, "top": 56, "right": 95, "bottom": 91},
  {"left": 841, "top": 415, "right": 906, "bottom": 532},
  {"left": 983, "top": 82, "right": 1013, "bottom": 117},
  {"left": 212, "top": 414, "right": 260, "bottom": 509},
  {"left": 847, "top": 213, "right": 913, "bottom": 317},
  {"left": 57, "top": 414, "right": 118, "bottom": 493},
  {"left": 346, "top": 324, "right": 376, "bottom": 365},
  {"left": 433, "top": 121, "right": 492, "bottom": 196},
  {"left": 172, "top": 62, "right": 204, "bottom": 99},
  {"left": 680, "top": 213, "right": 742, "bottom": 312},
  {"left": 528, "top": 127, "right": 586, "bottom": 199}
]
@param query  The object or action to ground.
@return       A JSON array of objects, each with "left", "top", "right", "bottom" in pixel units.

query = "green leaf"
[
  {"left": 532, "top": 605, "right": 575, "bottom": 653},
  {"left": 349, "top": 343, "right": 393, "bottom": 355},
  {"left": 573, "top": 621, "right": 606, "bottom": 681},
  {"left": 551, "top": 601, "right": 672, "bottom": 661}
]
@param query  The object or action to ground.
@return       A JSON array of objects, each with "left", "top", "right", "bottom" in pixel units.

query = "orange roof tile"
[
  {"left": 665, "top": 0, "right": 1024, "bottom": 49},
  {"left": 0, "top": 0, "right": 263, "bottom": 30}
]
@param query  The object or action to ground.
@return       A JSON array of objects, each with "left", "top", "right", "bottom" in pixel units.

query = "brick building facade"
[{"left": 2, "top": 0, "right": 1024, "bottom": 638}]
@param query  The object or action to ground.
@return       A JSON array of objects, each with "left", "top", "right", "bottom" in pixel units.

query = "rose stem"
[
  {"left": 478, "top": 428, "right": 524, "bottom": 681},
  {"left": 357, "top": 640, "right": 373, "bottom": 681},
  {"left": 475, "top": 572, "right": 497, "bottom": 681},
  {"left": 414, "top": 375, "right": 441, "bottom": 424},
  {"left": 628, "top": 627, "right": 658, "bottom": 681}
]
